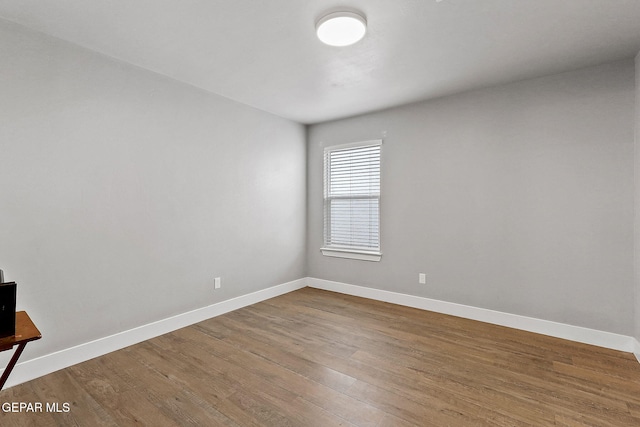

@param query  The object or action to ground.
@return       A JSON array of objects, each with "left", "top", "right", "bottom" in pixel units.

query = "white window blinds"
[{"left": 323, "top": 140, "right": 381, "bottom": 255}]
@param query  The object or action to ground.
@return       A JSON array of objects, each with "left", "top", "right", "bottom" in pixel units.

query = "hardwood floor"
[{"left": 2, "top": 287, "right": 640, "bottom": 426}]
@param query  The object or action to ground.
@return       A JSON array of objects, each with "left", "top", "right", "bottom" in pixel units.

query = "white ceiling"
[{"left": 1, "top": 1, "right": 640, "bottom": 124}]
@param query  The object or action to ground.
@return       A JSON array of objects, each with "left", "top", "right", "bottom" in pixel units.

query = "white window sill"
[{"left": 321, "top": 247, "right": 382, "bottom": 262}]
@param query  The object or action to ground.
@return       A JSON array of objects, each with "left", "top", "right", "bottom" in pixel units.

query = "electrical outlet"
[
  {"left": 214, "top": 277, "right": 221, "bottom": 289},
  {"left": 419, "top": 273, "right": 426, "bottom": 285}
]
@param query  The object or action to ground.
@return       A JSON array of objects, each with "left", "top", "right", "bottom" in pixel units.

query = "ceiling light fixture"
[{"left": 316, "top": 11, "right": 367, "bottom": 46}]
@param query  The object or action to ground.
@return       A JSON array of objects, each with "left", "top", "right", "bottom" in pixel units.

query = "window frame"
[{"left": 321, "top": 139, "right": 382, "bottom": 262}]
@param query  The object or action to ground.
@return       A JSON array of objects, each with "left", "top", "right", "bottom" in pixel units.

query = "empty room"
[{"left": 2, "top": 1, "right": 640, "bottom": 426}]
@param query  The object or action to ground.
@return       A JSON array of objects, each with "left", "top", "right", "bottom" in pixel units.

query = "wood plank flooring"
[{"left": 2, "top": 287, "right": 640, "bottom": 426}]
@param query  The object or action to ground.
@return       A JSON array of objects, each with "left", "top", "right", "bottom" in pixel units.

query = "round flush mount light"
[{"left": 316, "top": 11, "right": 367, "bottom": 46}]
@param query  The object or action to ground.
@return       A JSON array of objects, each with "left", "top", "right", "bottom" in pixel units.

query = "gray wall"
[
  {"left": 308, "top": 60, "right": 636, "bottom": 335},
  {"left": 0, "top": 19, "right": 306, "bottom": 363},
  {"left": 636, "top": 51, "right": 640, "bottom": 344}
]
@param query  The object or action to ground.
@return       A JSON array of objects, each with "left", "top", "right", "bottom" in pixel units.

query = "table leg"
[{"left": 0, "top": 343, "right": 27, "bottom": 391}]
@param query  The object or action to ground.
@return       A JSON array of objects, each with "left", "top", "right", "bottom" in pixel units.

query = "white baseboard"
[
  {"left": 307, "top": 277, "right": 639, "bottom": 356},
  {"left": 3, "top": 278, "right": 307, "bottom": 389},
  {"left": 633, "top": 338, "right": 640, "bottom": 363}
]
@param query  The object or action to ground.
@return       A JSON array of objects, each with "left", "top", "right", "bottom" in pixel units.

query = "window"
[{"left": 322, "top": 140, "right": 382, "bottom": 261}]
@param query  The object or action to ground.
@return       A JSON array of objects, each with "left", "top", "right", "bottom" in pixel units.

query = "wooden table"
[{"left": 0, "top": 311, "right": 42, "bottom": 390}]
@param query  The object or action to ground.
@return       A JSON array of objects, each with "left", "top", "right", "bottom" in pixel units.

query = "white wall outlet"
[
  {"left": 214, "top": 277, "right": 221, "bottom": 289},
  {"left": 419, "top": 273, "right": 426, "bottom": 284}
]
